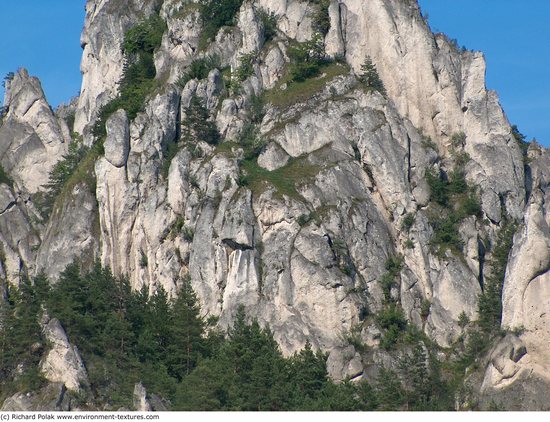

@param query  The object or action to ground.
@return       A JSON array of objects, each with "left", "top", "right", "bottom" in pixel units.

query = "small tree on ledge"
[
  {"left": 359, "top": 56, "right": 386, "bottom": 95},
  {"left": 181, "top": 95, "right": 220, "bottom": 145}
]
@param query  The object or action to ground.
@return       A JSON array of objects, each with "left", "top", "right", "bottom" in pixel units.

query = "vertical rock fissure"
[
  {"left": 407, "top": 134, "right": 412, "bottom": 184},
  {"left": 524, "top": 163, "right": 532, "bottom": 205},
  {"left": 478, "top": 236, "right": 486, "bottom": 290},
  {"left": 338, "top": 3, "right": 347, "bottom": 57}
]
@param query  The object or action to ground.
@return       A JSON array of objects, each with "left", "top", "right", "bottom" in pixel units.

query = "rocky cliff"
[{"left": 0, "top": 0, "right": 548, "bottom": 411}]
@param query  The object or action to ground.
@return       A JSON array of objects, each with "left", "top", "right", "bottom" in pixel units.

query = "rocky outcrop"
[
  {"left": 0, "top": 183, "right": 40, "bottom": 285},
  {"left": 1, "top": 383, "right": 71, "bottom": 411},
  {"left": 35, "top": 182, "right": 100, "bottom": 281},
  {"left": 95, "top": 89, "right": 180, "bottom": 293},
  {"left": 0, "top": 69, "right": 69, "bottom": 193},
  {"left": 78, "top": 0, "right": 539, "bottom": 377},
  {"left": 133, "top": 383, "right": 152, "bottom": 411},
  {"left": 40, "top": 316, "right": 89, "bottom": 391},
  {"left": 74, "top": 0, "right": 162, "bottom": 138},
  {"left": 482, "top": 144, "right": 550, "bottom": 407},
  {"left": 321, "top": 0, "right": 525, "bottom": 222}
]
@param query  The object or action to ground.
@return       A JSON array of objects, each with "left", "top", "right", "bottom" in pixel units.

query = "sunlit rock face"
[{"left": 1, "top": 0, "right": 548, "bottom": 409}]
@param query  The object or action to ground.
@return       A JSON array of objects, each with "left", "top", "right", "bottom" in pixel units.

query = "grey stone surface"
[{"left": 1, "top": 0, "right": 549, "bottom": 409}]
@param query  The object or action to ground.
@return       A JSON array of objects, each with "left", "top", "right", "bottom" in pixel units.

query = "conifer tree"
[
  {"left": 181, "top": 95, "right": 220, "bottom": 145},
  {"left": 166, "top": 277, "right": 206, "bottom": 379},
  {"left": 359, "top": 56, "right": 386, "bottom": 94}
]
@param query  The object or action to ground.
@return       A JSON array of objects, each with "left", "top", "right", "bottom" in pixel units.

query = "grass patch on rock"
[
  {"left": 239, "top": 156, "right": 320, "bottom": 201},
  {"left": 264, "top": 62, "right": 349, "bottom": 110}
]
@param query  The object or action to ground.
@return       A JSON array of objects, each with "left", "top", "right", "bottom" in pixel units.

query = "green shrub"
[
  {"left": 380, "top": 273, "right": 396, "bottom": 302},
  {"left": 511, "top": 124, "right": 529, "bottom": 159},
  {"left": 177, "top": 55, "right": 221, "bottom": 88},
  {"left": 249, "top": 94, "right": 266, "bottom": 124},
  {"left": 189, "top": 175, "right": 199, "bottom": 189},
  {"left": 425, "top": 164, "right": 482, "bottom": 254},
  {"left": 290, "top": 62, "right": 321, "bottom": 83},
  {"left": 425, "top": 168, "right": 449, "bottom": 206},
  {"left": 259, "top": 9, "right": 278, "bottom": 42},
  {"left": 0, "top": 164, "right": 13, "bottom": 188},
  {"left": 311, "top": 0, "right": 331, "bottom": 36},
  {"left": 420, "top": 300, "right": 431, "bottom": 320},
  {"left": 0, "top": 275, "right": 47, "bottom": 398},
  {"left": 457, "top": 311, "right": 469, "bottom": 329},
  {"left": 297, "top": 213, "right": 312, "bottom": 227},
  {"left": 35, "top": 140, "right": 91, "bottom": 219},
  {"left": 182, "top": 226, "right": 194, "bottom": 242},
  {"left": 379, "top": 255, "right": 403, "bottom": 304},
  {"left": 235, "top": 52, "right": 256, "bottom": 82},
  {"left": 401, "top": 213, "right": 415, "bottom": 232},
  {"left": 478, "top": 221, "right": 517, "bottom": 333},
  {"left": 447, "top": 169, "right": 467, "bottom": 195},
  {"left": 511, "top": 124, "right": 531, "bottom": 168},
  {"left": 236, "top": 173, "right": 249, "bottom": 187},
  {"left": 376, "top": 303, "right": 408, "bottom": 350},
  {"left": 385, "top": 255, "right": 403, "bottom": 277},
  {"left": 421, "top": 135, "right": 438, "bottom": 152},
  {"left": 457, "top": 193, "right": 481, "bottom": 218},
  {"left": 123, "top": 14, "right": 166, "bottom": 56},
  {"left": 140, "top": 251, "right": 148, "bottom": 268},
  {"left": 168, "top": 218, "right": 196, "bottom": 242},
  {"left": 288, "top": 35, "right": 326, "bottom": 82},
  {"left": 429, "top": 213, "right": 462, "bottom": 252},
  {"left": 451, "top": 132, "right": 466, "bottom": 149},
  {"left": 181, "top": 95, "right": 220, "bottom": 145},
  {"left": 238, "top": 124, "right": 266, "bottom": 160},
  {"left": 199, "top": 0, "right": 244, "bottom": 50},
  {"left": 2, "top": 71, "right": 14, "bottom": 88},
  {"left": 454, "top": 151, "right": 471, "bottom": 167}
]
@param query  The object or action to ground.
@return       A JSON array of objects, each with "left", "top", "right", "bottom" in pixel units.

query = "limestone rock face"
[
  {"left": 1, "top": 0, "right": 549, "bottom": 409},
  {"left": 323, "top": 0, "right": 525, "bottom": 221},
  {"left": 133, "top": 383, "right": 152, "bottom": 412},
  {"left": 78, "top": 0, "right": 533, "bottom": 380},
  {"left": 487, "top": 146, "right": 550, "bottom": 405},
  {"left": 40, "top": 316, "right": 89, "bottom": 392},
  {"left": 1, "top": 383, "right": 71, "bottom": 411},
  {"left": 95, "top": 89, "right": 181, "bottom": 293},
  {"left": 35, "top": 182, "right": 100, "bottom": 281},
  {"left": 104, "top": 109, "right": 130, "bottom": 168},
  {"left": 0, "top": 183, "right": 40, "bottom": 285},
  {"left": 0, "top": 69, "right": 68, "bottom": 193},
  {"left": 74, "top": 0, "right": 161, "bottom": 138}
]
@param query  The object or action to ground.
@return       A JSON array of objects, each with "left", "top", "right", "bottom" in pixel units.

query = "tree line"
[{"left": 0, "top": 262, "right": 456, "bottom": 410}]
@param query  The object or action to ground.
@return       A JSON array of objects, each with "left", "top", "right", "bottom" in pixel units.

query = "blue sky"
[
  {"left": 0, "top": 1, "right": 548, "bottom": 145},
  {"left": 0, "top": 0, "right": 85, "bottom": 106}
]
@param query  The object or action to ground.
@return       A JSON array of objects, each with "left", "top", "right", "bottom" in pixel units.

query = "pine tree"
[
  {"left": 289, "top": 340, "right": 328, "bottom": 405},
  {"left": 146, "top": 286, "right": 172, "bottom": 361},
  {"left": 0, "top": 275, "right": 45, "bottom": 391},
  {"left": 359, "top": 56, "right": 386, "bottom": 94},
  {"left": 166, "top": 277, "right": 206, "bottom": 379},
  {"left": 398, "top": 343, "right": 431, "bottom": 409},
  {"left": 181, "top": 95, "right": 220, "bottom": 145},
  {"left": 375, "top": 367, "right": 405, "bottom": 410}
]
